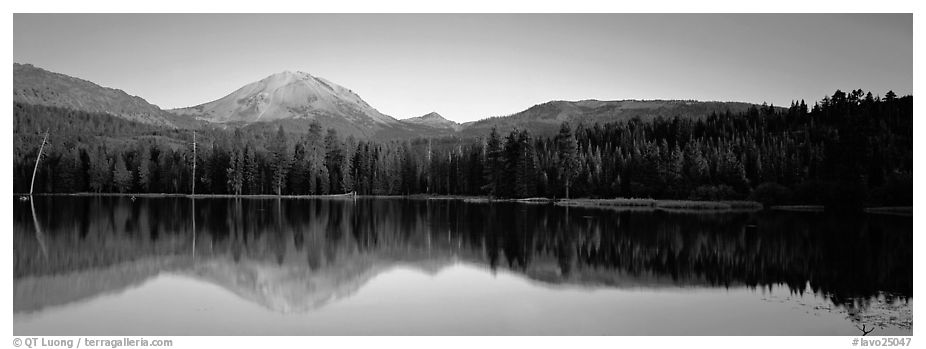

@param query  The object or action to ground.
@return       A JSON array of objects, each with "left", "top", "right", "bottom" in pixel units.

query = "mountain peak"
[
  {"left": 402, "top": 111, "right": 459, "bottom": 130},
  {"left": 168, "top": 70, "right": 398, "bottom": 137},
  {"left": 260, "top": 70, "right": 315, "bottom": 87},
  {"left": 270, "top": 70, "right": 311, "bottom": 78}
]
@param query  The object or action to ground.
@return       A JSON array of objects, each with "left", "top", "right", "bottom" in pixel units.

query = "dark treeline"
[{"left": 14, "top": 89, "right": 912, "bottom": 208}]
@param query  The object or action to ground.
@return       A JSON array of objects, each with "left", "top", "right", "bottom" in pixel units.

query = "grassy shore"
[
  {"left": 863, "top": 206, "right": 914, "bottom": 217},
  {"left": 769, "top": 205, "right": 826, "bottom": 212},
  {"left": 555, "top": 198, "right": 763, "bottom": 212}
]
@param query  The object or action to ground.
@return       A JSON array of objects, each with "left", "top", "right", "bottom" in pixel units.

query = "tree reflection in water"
[{"left": 14, "top": 197, "right": 911, "bottom": 314}]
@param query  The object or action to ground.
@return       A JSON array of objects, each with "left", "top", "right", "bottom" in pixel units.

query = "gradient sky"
[{"left": 14, "top": 14, "right": 912, "bottom": 123}]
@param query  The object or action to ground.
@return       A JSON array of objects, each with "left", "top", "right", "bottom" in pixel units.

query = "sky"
[{"left": 13, "top": 14, "right": 912, "bottom": 123}]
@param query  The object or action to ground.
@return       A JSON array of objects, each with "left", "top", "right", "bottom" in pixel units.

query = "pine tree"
[
  {"left": 324, "top": 129, "right": 345, "bottom": 193},
  {"left": 307, "top": 143, "right": 326, "bottom": 194},
  {"left": 226, "top": 148, "right": 244, "bottom": 195},
  {"left": 243, "top": 145, "right": 259, "bottom": 194},
  {"left": 515, "top": 130, "right": 538, "bottom": 198},
  {"left": 555, "top": 122, "right": 579, "bottom": 199},
  {"left": 481, "top": 127, "right": 503, "bottom": 197},
  {"left": 341, "top": 140, "right": 355, "bottom": 193},
  {"left": 499, "top": 130, "right": 522, "bottom": 198},
  {"left": 270, "top": 126, "right": 291, "bottom": 195},
  {"left": 55, "top": 147, "right": 84, "bottom": 192},
  {"left": 136, "top": 147, "right": 151, "bottom": 192},
  {"left": 684, "top": 143, "right": 709, "bottom": 184},
  {"left": 89, "top": 146, "right": 113, "bottom": 193},
  {"left": 669, "top": 144, "right": 684, "bottom": 180},
  {"left": 288, "top": 142, "right": 308, "bottom": 194},
  {"left": 112, "top": 153, "right": 133, "bottom": 193}
]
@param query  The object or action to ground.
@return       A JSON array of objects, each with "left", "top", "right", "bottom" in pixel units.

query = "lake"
[{"left": 13, "top": 196, "right": 912, "bottom": 335}]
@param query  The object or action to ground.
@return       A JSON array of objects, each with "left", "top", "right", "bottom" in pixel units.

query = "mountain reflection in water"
[{"left": 13, "top": 197, "right": 912, "bottom": 335}]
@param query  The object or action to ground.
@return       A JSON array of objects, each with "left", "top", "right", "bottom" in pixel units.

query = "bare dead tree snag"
[
  {"left": 192, "top": 130, "right": 197, "bottom": 197},
  {"left": 856, "top": 324, "right": 874, "bottom": 336},
  {"left": 29, "top": 130, "right": 49, "bottom": 196}
]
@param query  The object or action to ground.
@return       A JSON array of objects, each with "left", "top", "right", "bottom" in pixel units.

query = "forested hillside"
[
  {"left": 13, "top": 63, "right": 201, "bottom": 129},
  {"left": 457, "top": 99, "right": 761, "bottom": 138},
  {"left": 13, "top": 89, "right": 912, "bottom": 208}
]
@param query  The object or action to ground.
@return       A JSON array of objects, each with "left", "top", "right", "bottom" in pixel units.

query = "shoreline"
[
  {"left": 863, "top": 206, "right": 914, "bottom": 217},
  {"left": 16, "top": 192, "right": 762, "bottom": 212},
  {"left": 770, "top": 205, "right": 826, "bottom": 212},
  {"left": 14, "top": 193, "right": 911, "bottom": 215},
  {"left": 553, "top": 198, "right": 763, "bottom": 213}
]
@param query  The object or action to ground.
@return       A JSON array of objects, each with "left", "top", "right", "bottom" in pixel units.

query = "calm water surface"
[{"left": 13, "top": 197, "right": 912, "bottom": 335}]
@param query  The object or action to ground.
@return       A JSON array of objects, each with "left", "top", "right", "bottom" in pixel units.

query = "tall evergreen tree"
[
  {"left": 324, "top": 129, "right": 345, "bottom": 193},
  {"left": 227, "top": 148, "right": 244, "bottom": 195},
  {"left": 555, "top": 122, "right": 579, "bottom": 199},
  {"left": 481, "top": 127, "right": 504, "bottom": 197},
  {"left": 136, "top": 147, "right": 152, "bottom": 192},
  {"left": 270, "top": 126, "right": 292, "bottom": 195},
  {"left": 515, "top": 130, "right": 539, "bottom": 198},
  {"left": 243, "top": 145, "right": 259, "bottom": 194},
  {"left": 112, "top": 153, "right": 132, "bottom": 193}
]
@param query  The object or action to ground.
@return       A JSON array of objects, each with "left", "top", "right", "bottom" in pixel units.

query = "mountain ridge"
[
  {"left": 457, "top": 99, "right": 767, "bottom": 137},
  {"left": 401, "top": 112, "right": 461, "bottom": 131},
  {"left": 13, "top": 63, "right": 200, "bottom": 129},
  {"left": 14, "top": 63, "right": 780, "bottom": 140}
]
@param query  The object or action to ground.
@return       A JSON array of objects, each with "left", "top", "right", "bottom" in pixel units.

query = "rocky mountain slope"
[{"left": 169, "top": 71, "right": 404, "bottom": 138}]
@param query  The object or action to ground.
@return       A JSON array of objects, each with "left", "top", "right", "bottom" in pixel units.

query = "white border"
[
  {"left": 3, "top": 0, "right": 924, "bottom": 13},
  {"left": 3, "top": 2, "right": 920, "bottom": 348}
]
